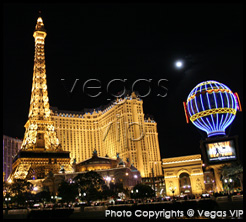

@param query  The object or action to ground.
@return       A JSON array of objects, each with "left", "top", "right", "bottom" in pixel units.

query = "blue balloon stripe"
[{"left": 187, "top": 80, "right": 237, "bottom": 137}]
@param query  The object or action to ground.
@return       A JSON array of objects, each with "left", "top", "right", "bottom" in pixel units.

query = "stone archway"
[
  {"left": 163, "top": 154, "right": 206, "bottom": 197},
  {"left": 179, "top": 172, "right": 192, "bottom": 195}
]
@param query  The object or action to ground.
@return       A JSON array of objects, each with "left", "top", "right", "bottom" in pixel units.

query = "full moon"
[{"left": 175, "top": 60, "right": 183, "bottom": 68}]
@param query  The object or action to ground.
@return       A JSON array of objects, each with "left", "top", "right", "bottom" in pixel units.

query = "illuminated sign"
[
  {"left": 206, "top": 140, "right": 236, "bottom": 163},
  {"left": 200, "top": 136, "right": 239, "bottom": 165}
]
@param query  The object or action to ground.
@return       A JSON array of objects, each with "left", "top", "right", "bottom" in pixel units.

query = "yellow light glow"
[
  {"left": 190, "top": 172, "right": 203, "bottom": 176},
  {"left": 37, "top": 17, "right": 43, "bottom": 23},
  {"left": 165, "top": 175, "right": 177, "bottom": 179},
  {"left": 190, "top": 107, "right": 236, "bottom": 122},
  {"left": 162, "top": 158, "right": 201, "bottom": 165}
]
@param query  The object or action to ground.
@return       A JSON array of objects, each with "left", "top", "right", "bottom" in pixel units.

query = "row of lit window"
[{"left": 56, "top": 118, "right": 148, "bottom": 126}]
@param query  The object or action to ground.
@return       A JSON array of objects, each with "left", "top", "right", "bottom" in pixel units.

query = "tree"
[
  {"left": 219, "top": 162, "right": 243, "bottom": 192},
  {"left": 35, "top": 190, "right": 51, "bottom": 203},
  {"left": 109, "top": 182, "right": 129, "bottom": 199},
  {"left": 73, "top": 171, "right": 107, "bottom": 202},
  {"left": 3, "top": 181, "right": 12, "bottom": 208},
  {"left": 58, "top": 180, "right": 78, "bottom": 203},
  {"left": 131, "top": 183, "right": 155, "bottom": 200},
  {"left": 8, "top": 179, "right": 33, "bottom": 207},
  {"left": 74, "top": 171, "right": 105, "bottom": 189},
  {"left": 101, "top": 184, "right": 115, "bottom": 200}
]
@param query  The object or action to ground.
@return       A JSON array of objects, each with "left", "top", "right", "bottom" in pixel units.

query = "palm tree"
[{"left": 219, "top": 162, "right": 243, "bottom": 192}]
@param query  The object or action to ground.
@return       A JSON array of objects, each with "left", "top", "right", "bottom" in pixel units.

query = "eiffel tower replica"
[{"left": 10, "top": 16, "right": 73, "bottom": 180}]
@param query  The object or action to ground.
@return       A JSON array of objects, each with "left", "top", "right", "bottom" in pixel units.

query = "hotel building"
[
  {"left": 3, "top": 135, "right": 22, "bottom": 181},
  {"left": 50, "top": 92, "right": 162, "bottom": 177}
]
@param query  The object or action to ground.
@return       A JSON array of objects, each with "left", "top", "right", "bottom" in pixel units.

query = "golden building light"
[
  {"left": 21, "top": 16, "right": 58, "bottom": 151},
  {"left": 9, "top": 17, "right": 73, "bottom": 180},
  {"left": 51, "top": 92, "right": 163, "bottom": 178},
  {"left": 9, "top": 16, "right": 163, "bottom": 180}
]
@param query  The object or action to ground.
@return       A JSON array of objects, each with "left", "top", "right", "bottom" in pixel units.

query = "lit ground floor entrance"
[{"left": 179, "top": 172, "right": 192, "bottom": 195}]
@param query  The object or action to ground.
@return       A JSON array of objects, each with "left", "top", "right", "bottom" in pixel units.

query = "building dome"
[{"left": 186, "top": 80, "right": 239, "bottom": 137}]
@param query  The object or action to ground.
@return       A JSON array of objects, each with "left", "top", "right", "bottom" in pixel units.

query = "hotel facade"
[
  {"left": 50, "top": 92, "right": 162, "bottom": 178},
  {"left": 3, "top": 135, "right": 22, "bottom": 181}
]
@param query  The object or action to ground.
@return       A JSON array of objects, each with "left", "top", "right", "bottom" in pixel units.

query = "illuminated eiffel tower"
[
  {"left": 22, "top": 17, "right": 60, "bottom": 151},
  {"left": 10, "top": 16, "right": 73, "bottom": 180}
]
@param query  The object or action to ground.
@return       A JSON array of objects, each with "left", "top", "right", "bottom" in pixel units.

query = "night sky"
[{"left": 3, "top": 3, "right": 243, "bottom": 160}]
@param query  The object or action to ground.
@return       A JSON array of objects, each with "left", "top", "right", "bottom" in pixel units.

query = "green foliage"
[
  {"left": 9, "top": 179, "right": 33, "bottom": 195},
  {"left": 35, "top": 190, "right": 51, "bottom": 202},
  {"left": 73, "top": 171, "right": 107, "bottom": 201},
  {"left": 3, "top": 171, "right": 137, "bottom": 205},
  {"left": 58, "top": 180, "right": 78, "bottom": 203},
  {"left": 219, "top": 162, "right": 243, "bottom": 191},
  {"left": 74, "top": 171, "right": 105, "bottom": 189},
  {"left": 4, "top": 179, "right": 33, "bottom": 207},
  {"left": 219, "top": 162, "right": 243, "bottom": 179},
  {"left": 101, "top": 184, "right": 115, "bottom": 199},
  {"left": 131, "top": 183, "right": 155, "bottom": 199}
]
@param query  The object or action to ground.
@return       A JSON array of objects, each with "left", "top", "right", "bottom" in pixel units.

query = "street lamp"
[
  {"left": 5, "top": 197, "right": 11, "bottom": 208},
  {"left": 228, "top": 178, "right": 234, "bottom": 194},
  {"left": 51, "top": 195, "right": 58, "bottom": 203},
  {"left": 224, "top": 179, "right": 233, "bottom": 195},
  {"left": 169, "top": 187, "right": 176, "bottom": 200}
]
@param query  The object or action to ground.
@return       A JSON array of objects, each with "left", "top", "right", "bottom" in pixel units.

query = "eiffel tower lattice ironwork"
[
  {"left": 9, "top": 16, "right": 73, "bottom": 180},
  {"left": 21, "top": 17, "right": 60, "bottom": 151}
]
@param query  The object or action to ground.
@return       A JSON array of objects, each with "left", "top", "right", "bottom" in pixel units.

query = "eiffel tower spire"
[{"left": 21, "top": 16, "right": 60, "bottom": 151}]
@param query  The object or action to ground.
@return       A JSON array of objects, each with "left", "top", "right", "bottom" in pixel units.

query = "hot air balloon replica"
[
  {"left": 183, "top": 80, "right": 242, "bottom": 137},
  {"left": 183, "top": 80, "right": 242, "bottom": 193}
]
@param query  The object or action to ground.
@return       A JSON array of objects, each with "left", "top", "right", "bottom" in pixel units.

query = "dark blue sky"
[{"left": 3, "top": 3, "right": 243, "bottom": 160}]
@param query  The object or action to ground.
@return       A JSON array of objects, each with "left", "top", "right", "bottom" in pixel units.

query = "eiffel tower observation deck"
[{"left": 9, "top": 16, "right": 73, "bottom": 180}]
